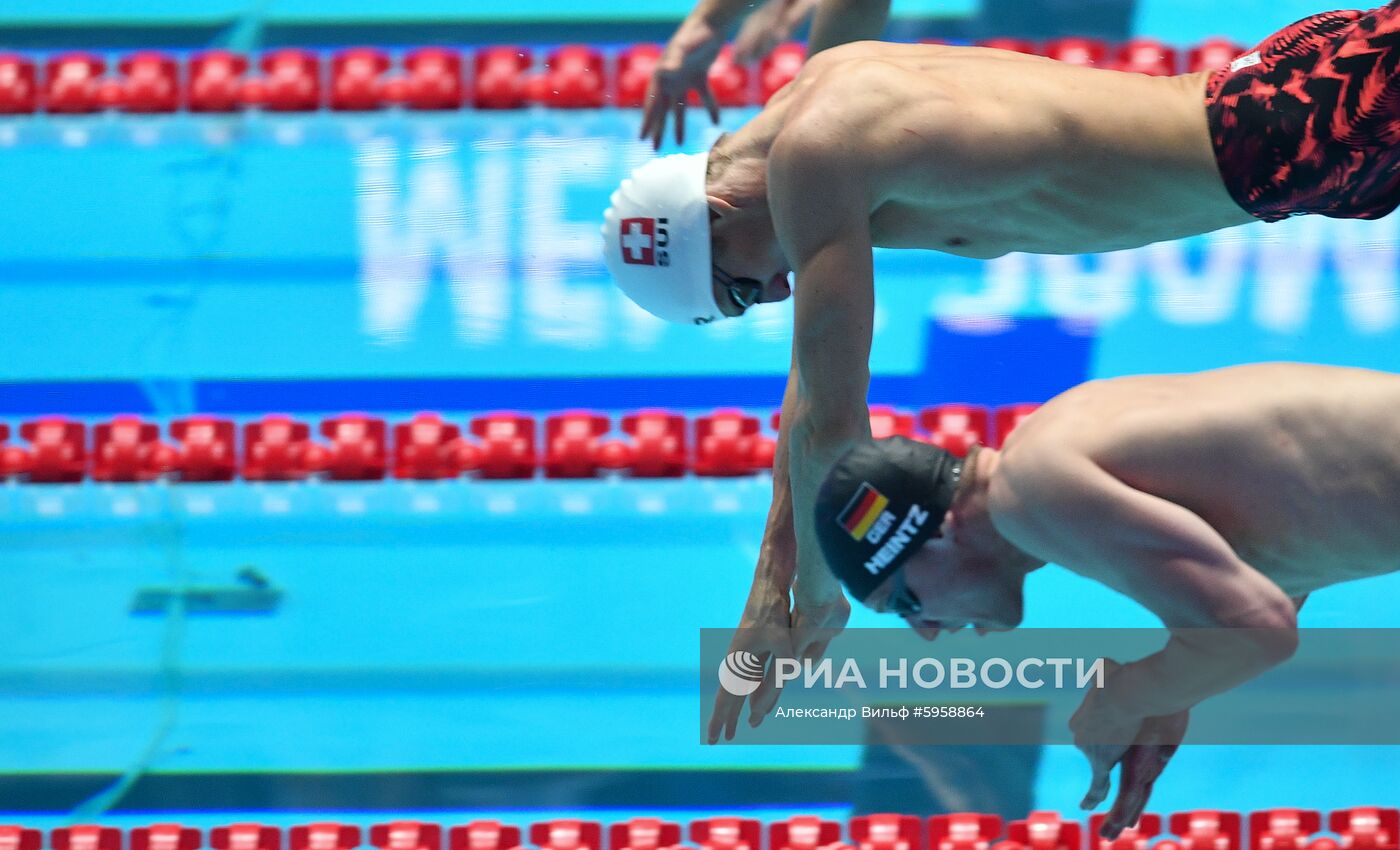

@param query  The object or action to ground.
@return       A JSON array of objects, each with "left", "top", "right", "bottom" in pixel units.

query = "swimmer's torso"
[
  {"left": 1006, "top": 364, "right": 1400, "bottom": 596},
  {"left": 768, "top": 42, "right": 1256, "bottom": 258}
]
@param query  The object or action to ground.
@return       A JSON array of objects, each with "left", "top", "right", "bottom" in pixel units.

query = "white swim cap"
[{"left": 601, "top": 152, "right": 719, "bottom": 325}]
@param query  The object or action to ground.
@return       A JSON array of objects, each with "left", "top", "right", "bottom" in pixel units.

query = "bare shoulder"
[
  {"left": 771, "top": 55, "right": 939, "bottom": 207},
  {"left": 985, "top": 402, "right": 1105, "bottom": 547},
  {"left": 767, "top": 82, "right": 883, "bottom": 256},
  {"left": 780, "top": 56, "right": 909, "bottom": 146}
]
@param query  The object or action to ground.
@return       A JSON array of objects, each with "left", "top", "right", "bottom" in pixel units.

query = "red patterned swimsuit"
[{"left": 1205, "top": 1, "right": 1400, "bottom": 222}]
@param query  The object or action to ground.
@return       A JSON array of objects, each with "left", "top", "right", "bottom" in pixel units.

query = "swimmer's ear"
[{"left": 707, "top": 195, "right": 741, "bottom": 218}]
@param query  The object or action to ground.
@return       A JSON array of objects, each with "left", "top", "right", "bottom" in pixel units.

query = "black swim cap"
[{"left": 814, "top": 436, "right": 964, "bottom": 602}]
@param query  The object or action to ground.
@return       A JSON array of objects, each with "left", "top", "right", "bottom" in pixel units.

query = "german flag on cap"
[
  {"left": 814, "top": 436, "right": 965, "bottom": 602},
  {"left": 837, "top": 482, "right": 889, "bottom": 541}
]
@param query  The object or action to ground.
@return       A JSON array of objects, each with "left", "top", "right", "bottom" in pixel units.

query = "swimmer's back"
[
  {"left": 1003, "top": 364, "right": 1400, "bottom": 593},
  {"left": 780, "top": 41, "right": 1252, "bottom": 257}
]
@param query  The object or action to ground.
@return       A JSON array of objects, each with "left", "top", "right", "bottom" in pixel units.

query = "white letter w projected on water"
[{"left": 355, "top": 136, "right": 510, "bottom": 345}]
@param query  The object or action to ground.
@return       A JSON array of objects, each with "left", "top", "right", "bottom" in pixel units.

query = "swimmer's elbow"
[{"left": 1216, "top": 600, "right": 1300, "bottom": 666}]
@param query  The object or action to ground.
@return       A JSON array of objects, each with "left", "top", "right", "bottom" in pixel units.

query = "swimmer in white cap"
[
  {"left": 601, "top": 4, "right": 1400, "bottom": 831},
  {"left": 807, "top": 363, "right": 1400, "bottom": 834}
]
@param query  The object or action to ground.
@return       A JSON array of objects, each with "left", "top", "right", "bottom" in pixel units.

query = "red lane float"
[
  {"left": 474, "top": 47, "right": 532, "bottom": 109},
  {"left": 1189, "top": 38, "right": 1246, "bottom": 73},
  {"left": 611, "top": 820, "right": 684, "bottom": 850},
  {"left": 1043, "top": 37, "right": 1109, "bottom": 67},
  {"left": 253, "top": 49, "right": 322, "bottom": 111},
  {"left": 758, "top": 43, "right": 805, "bottom": 103},
  {"left": 400, "top": 47, "right": 464, "bottom": 110},
  {"left": 851, "top": 815, "right": 922, "bottom": 850},
  {"left": 529, "top": 822, "right": 602, "bottom": 850},
  {"left": 392, "top": 413, "right": 469, "bottom": 480},
  {"left": 117, "top": 51, "right": 181, "bottom": 112},
  {"left": 20, "top": 416, "right": 87, "bottom": 483},
  {"left": 242, "top": 415, "right": 322, "bottom": 481},
  {"left": 210, "top": 826, "right": 281, "bottom": 850},
  {"left": 1329, "top": 809, "right": 1398, "bottom": 850},
  {"left": 616, "top": 44, "right": 661, "bottom": 108},
  {"left": 1088, "top": 816, "right": 1160, "bottom": 850},
  {"left": 320, "top": 413, "right": 388, "bottom": 480},
  {"left": 45, "top": 53, "right": 106, "bottom": 113},
  {"left": 537, "top": 45, "right": 608, "bottom": 108},
  {"left": 691, "top": 820, "right": 761, "bottom": 850},
  {"left": 994, "top": 403, "right": 1040, "bottom": 448},
  {"left": 996, "top": 812, "right": 1083, "bottom": 850},
  {"left": 188, "top": 50, "right": 248, "bottom": 111},
  {"left": 290, "top": 825, "right": 361, "bottom": 850},
  {"left": 449, "top": 823, "right": 520, "bottom": 850},
  {"left": 930, "top": 815, "right": 1003, "bottom": 850},
  {"left": 331, "top": 48, "right": 391, "bottom": 111},
  {"left": 921, "top": 403, "right": 990, "bottom": 458},
  {"left": 0, "top": 54, "right": 37, "bottom": 113},
  {"left": 169, "top": 416, "right": 238, "bottom": 482},
  {"left": 609, "top": 410, "right": 687, "bottom": 477},
  {"left": 469, "top": 413, "right": 538, "bottom": 479},
  {"left": 771, "top": 817, "right": 851, "bottom": 850},
  {"left": 1116, "top": 38, "right": 1179, "bottom": 75},
  {"left": 693, "top": 410, "right": 770, "bottom": 476},
  {"left": 1155, "top": 812, "right": 1241, "bottom": 850},
  {"left": 130, "top": 825, "right": 202, "bottom": 850},
  {"left": 371, "top": 823, "right": 443, "bottom": 850},
  {"left": 51, "top": 828, "right": 121, "bottom": 850},
  {"left": 92, "top": 415, "right": 175, "bottom": 482}
]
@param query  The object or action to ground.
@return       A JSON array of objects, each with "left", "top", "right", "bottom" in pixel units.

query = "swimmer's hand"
[
  {"left": 706, "top": 580, "right": 850, "bottom": 743},
  {"left": 1072, "top": 661, "right": 1189, "bottom": 839},
  {"left": 733, "top": 0, "right": 819, "bottom": 62},
  {"left": 641, "top": 16, "right": 724, "bottom": 150}
]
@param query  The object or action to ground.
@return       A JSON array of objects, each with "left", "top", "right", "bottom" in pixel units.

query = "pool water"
[{"left": 3, "top": 102, "right": 1400, "bottom": 823}]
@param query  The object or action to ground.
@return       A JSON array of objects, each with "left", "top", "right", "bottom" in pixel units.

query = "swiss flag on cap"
[{"left": 620, "top": 217, "right": 656, "bottom": 265}]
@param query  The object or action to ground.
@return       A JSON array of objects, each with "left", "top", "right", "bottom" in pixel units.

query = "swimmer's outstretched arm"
[
  {"left": 773, "top": 127, "right": 879, "bottom": 621},
  {"left": 993, "top": 454, "right": 1300, "bottom": 834},
  {"left": 706, "top": 345, "right": 854, "bottom": 742},
  {"left": 706, "top": 118, "right": 877, "bottom": 742}
]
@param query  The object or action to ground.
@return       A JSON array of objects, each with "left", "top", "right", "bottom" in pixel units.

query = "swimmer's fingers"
[
  {"left": 732, "top": 0, "right": 779, "bottom": 62},
  {"left": 748, "top": 635, "right": 799, "bottom": 725},
  {"left": 1079, "top": 751, "right": 1116, "bottom": 811},
  {"left": 640, "top": 73, "right": 686, "bottom": 149},
  {"left": 700, "top": 83, "right": 721, "bottom": 126},
  {"left": 673, "top": 101, "right": 688, "bottom": 146},
  {"left": 639, "top": 80, "right": 668, "bottom": 148},
  {"left": 707, "top": 687, "right": 745, "bottom": 743},
  {"left": 747, "top": 618, "right": 839, "bottom": 726},
  {"left": 1106, "top": 711, "right": 1188, "bottom": 829},
  {"left": 748, "top": 658, "right": 783, "bottom": 726},
  {"left": 903, "top": 615, "right": 940, "bottom": 640},
  {"left": 734, "top": 0, "right": 816, "bottom": 62},
  {"left": 773, "top": 0, "right": 819, "bottom": 47},
  {"left": 1100, "top": 744, "right": 1169, "bottom": 838},
  {"left": 1093, "top": 710, "right": 1187, "bottom": 835}
]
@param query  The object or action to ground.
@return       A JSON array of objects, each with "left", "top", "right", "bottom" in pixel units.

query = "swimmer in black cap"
[{"left": 809, "top": 363, "right": 1400, "bottom": 836}]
